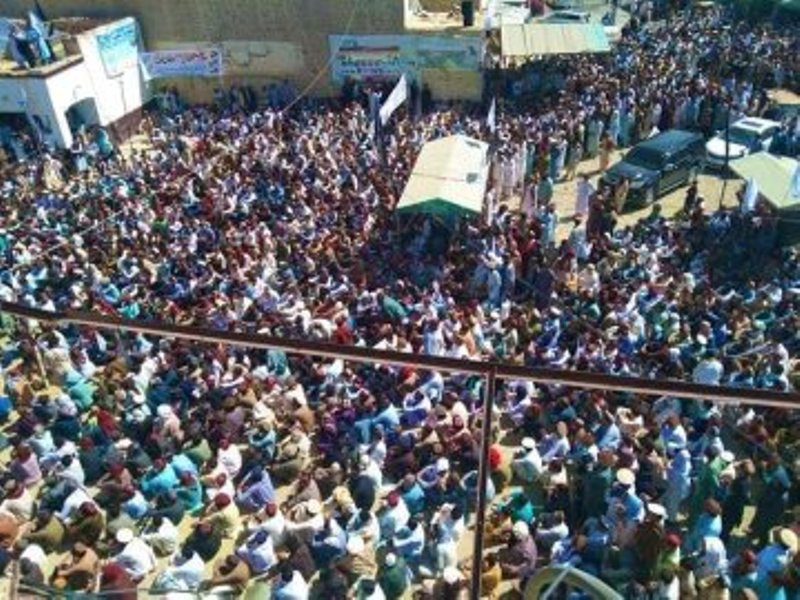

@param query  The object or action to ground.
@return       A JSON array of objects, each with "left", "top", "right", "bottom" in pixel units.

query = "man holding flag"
[
  {"left": 375, "top": 75, "right": 408, "bottom": 166},
  {"left": 27, "top": 3, "right": 52, "bottom": 66},
  {"left": 486, "top": 97, "right": 497, "bottom": 135},
  {"left": 378, "top": 74, "right": 408, "bottom": 127}
]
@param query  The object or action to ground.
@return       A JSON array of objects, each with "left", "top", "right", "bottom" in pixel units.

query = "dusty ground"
[
  {"left": 512, "top": 149, "right": 743, "bottom": 241},
  {"left": 421, "top": 0, "right": 458, "bottom": 11}
]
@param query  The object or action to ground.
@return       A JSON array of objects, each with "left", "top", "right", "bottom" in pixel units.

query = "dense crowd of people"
[{"left": 0, "top": 5, "right": 798, "bottom": 600}]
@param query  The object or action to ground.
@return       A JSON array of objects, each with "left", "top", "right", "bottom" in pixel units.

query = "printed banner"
[
  {"left": 96, "top": 19, "right": 139, "bottom": 77},
  {"left": 140, "top": 46, "right": 224, "bottom": 79},
  {"left": 415, "top": 36, "right": 482, "bottom": 70},
  {"left": 329, "top": 35, "right": 482, "bottom": 83}
]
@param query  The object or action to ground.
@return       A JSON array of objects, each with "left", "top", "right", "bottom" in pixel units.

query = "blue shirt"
[
  {"left": 177, "top": 482, "right": 204, "bottom": 513},
  {"left": 596, "top": 423, "right": 621, "bottom": 451},
  {"left": 622, "top": 489, "right": 644, "bottom": 522},
  {"left": 124, "top": 491, "right": 150, "bottom": 519},
  {"left": 401, "top": 483, "right": 426, "bottom": 516},
  {"left": 170, "top": 454, "right": 199, "bottom": 478},
  {"left": 140, "top": 465, "right": 178, "bottom": 499},
  {"left": 238, "top": 473, "right": 276, "bottom": 511}
]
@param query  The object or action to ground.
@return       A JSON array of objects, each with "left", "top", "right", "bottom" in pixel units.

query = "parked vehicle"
[
  {"left": 705, "top": 117, "right": 781, "bottom": 168},
  {"left": 542, "top": 9, "right": 591, "bottom": 22},
  {"left": 601, "top": 130, "right": 705, "bottom": 206},
  {"left": 546, "top": 0, "right": 576, "bottom": 9}
]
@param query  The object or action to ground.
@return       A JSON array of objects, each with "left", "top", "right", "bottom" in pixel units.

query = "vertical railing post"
[
  {"left": 9, "top": 559, "right": 19, "bottom": 600},
  {"left": 470, "top": 366, "right": 497, "bottom": 600}
]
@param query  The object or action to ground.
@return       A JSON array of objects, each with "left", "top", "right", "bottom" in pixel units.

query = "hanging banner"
[
  {"left": 95, "top": 19, "right": 139, "bottom": 77},
  {"left": 415, "top": 36, "right": 482, "bottom": 70},
  {"left": 329, "top": 34, "right": 482, "bottom": 83},
  {"left": 330, "top": 35, "right": 406, "bottom": 82},
  {"left": 140, "top": 46, "right": 224, "bottom": 79}
]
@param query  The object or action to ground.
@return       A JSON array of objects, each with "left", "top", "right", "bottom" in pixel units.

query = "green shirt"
[
  {"left": 378, "top": 560, "right": 409, "bottom": 600},
  {"left": 185, "top": 439, "right": 212, "bottom": 468},
  {"left": 382, "top": 296, "right": 407, "bottom": 322},
  {"left": 27, "top": 517, "right": 65, "bottom": 552}
]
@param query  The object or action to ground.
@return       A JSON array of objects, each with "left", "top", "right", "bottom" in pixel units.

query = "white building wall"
[
  {"left": 0, "top": 17, "right": 147, "bottom": 149},
  {"left": 0, "top": 76, "right": 66, "bottom": 147},
  {"left": 75, "top": 17, "right": 147, "bottom": 128},
  {"left": 42, "top": 62, "right": 97, "bottom": 147}
]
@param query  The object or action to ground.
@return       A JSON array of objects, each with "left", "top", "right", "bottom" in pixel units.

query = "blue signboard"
[{"left": 96, "top": 19, "right": 138, "bottom": 77}]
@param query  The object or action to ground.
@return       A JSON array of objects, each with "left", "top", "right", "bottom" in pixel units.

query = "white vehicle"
[
  {"left": 705, "top": 117, "right": 781, "bottom": 167},
  {"left": 604, "top": 25, "right": 622, "bottom": 43},
  {"left": 543, "top": 9, "right": 591, "bottom": 22}
]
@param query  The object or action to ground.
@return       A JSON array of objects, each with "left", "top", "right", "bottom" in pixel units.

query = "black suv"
[{"left": 601, "top": 130, "right": 705, "bottom": 207}]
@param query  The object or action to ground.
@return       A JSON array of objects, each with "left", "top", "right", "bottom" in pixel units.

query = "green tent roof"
[
  {"left": 501, "top": 23, "right": 611, "bottom": 58},
  {"left": 396, "top": 135, "right": 489, "bottom": 220},
  {"left": 730, "top": 152, "right": 800, "bottom": 211},
  {"left": 781, "top": 0, "right": 800, "bottom": 12}
]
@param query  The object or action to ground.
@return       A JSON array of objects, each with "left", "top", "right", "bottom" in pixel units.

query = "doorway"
[{"left": 65, "top": 97, "right": 100, "bottom": 137}]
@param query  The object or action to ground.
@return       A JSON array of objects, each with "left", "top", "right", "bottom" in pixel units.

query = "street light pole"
[{"left": 719, "top": 100, "right": 732, "bottom": 210}]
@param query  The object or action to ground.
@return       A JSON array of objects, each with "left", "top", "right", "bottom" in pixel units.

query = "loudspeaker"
[{"left": 462, "top": 0, "right": 474, "bottom": 26}]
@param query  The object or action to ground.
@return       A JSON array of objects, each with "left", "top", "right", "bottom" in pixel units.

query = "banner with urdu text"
[
  {"left": 329, "top": 35, "right": 482, "bottom": 83},
  {"left": 95, "top": 19, "right": 139, "bottom": 78},
  {"left": 139, "top": 46, "right": 224, "bottom": 79}
]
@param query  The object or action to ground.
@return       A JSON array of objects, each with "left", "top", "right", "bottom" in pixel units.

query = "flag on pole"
[
  {"left": 791, "top": 162, "right": 800, "bottom": 200},
  {"left": 33, "top": 0, "right": 48, "bottom": 22},
  {"left": 379, "top": 74, "right": 408, "bottom": 126},
  {"left": 487, "top": 97, "right": 497, "bottom": 133},
  {"left": 27, "top": 10, "right": 52, "bottom": 64},
  {"left": 741, "top": 176, "right": 758, "bottom": 213},
  {"left": 28, "top": 9, "right": 48, "bottom": 40},
  {"left": 35, "top": 0, "right": 54, "bottom": 37}
]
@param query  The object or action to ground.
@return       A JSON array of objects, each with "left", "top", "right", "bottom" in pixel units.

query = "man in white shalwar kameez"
[{"left": 575, "top": 175, "right": 594, "bottom": 216}]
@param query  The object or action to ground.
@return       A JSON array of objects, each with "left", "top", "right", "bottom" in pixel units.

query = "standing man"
[{"left": 575, "top": 174, "right": 594, "bottom": 217}]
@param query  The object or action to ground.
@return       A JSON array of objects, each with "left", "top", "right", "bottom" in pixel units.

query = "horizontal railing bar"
[{"left": 2, "top": 301, "right": 799, "bottom": 409}]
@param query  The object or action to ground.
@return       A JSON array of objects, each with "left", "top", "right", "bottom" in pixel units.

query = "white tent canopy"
[
  {"left": 397, "top": 135, "right": 489, "bottom": 220},
  {"left": 501, "top": 23, "right": 611, "bottom": 57}
]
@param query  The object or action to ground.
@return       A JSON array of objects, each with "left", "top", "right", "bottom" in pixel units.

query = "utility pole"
[
  {"left": 469, "top": 367, "right": 497, "bottom": 600},
  {"left": 719, "top": 100, "right": 732, "bottom": 211}
]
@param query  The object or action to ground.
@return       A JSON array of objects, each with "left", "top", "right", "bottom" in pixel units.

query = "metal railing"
[{"left": 2, "top": 300, "right": 799, "bottom": 600}]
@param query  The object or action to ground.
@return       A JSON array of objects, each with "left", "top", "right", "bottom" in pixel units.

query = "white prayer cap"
[
  {"left": 346, "top": 535, "right": 365, "bottom": 555},
  {"left": 116, "top": 528, "right": 134, "bottom": 544},
  {"left": 443, "top": 566, "right": 461, "bottom": 584}
]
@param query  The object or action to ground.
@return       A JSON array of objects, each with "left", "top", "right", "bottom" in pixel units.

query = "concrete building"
[
  {"left": 2, "top": 0, "right": 484, "bottom": 103},
  {"left": 0, "top": 17, "right": 147, "bottom": 148}
]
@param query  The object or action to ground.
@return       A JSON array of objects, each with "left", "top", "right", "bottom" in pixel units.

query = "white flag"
[
  {"left": 742, "top": 176, "right": 758, "bottom": 213},
  {"left": 484, "top": 0, "right": 498, "bottom": 31},
  {"left": 487, "top": 97, "right": 497, "bottom": 133},
  {"left": 379, "top": 74, "right": 408, "bottom": 126},
  {"left": 790, "top": 163, "right": 800, "bottom": 199}
]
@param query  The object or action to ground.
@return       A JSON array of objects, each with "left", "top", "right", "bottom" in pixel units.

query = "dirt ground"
[
  {"left": 513, "top": 149, "right": 743, "bottom": 241},
  {"left": 420, "top": 0, "right": 459, "bottom": 12}
]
